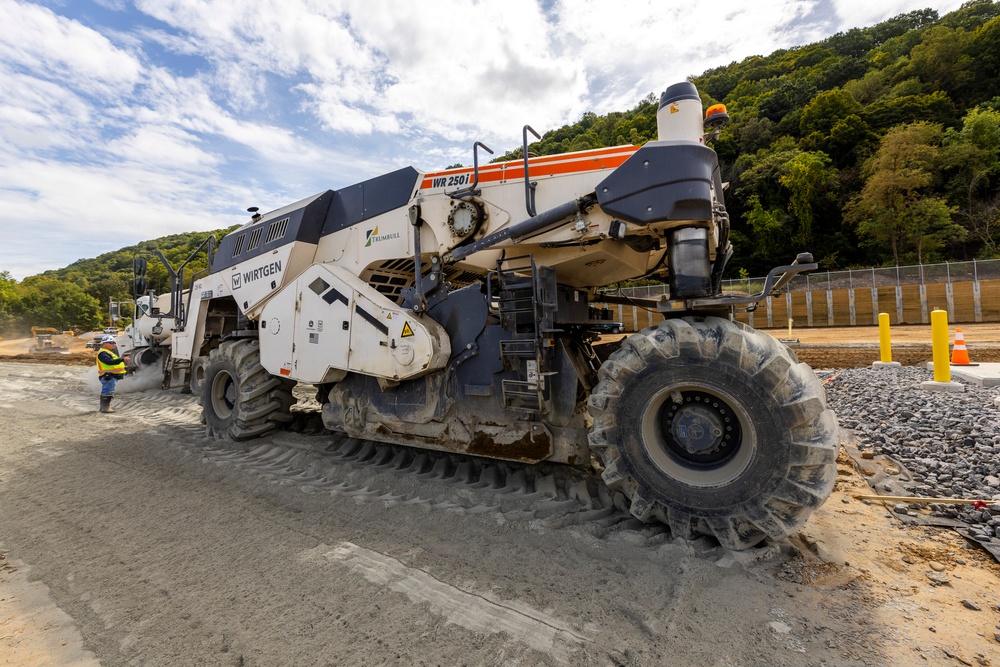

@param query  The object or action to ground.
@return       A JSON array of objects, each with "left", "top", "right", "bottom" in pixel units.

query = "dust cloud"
[{"left": 84, "top": 363, "right": 163, "bottom": 395}]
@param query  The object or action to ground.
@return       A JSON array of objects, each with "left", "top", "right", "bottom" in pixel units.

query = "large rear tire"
[
  {"left": 587, "top": 316, "right": 838, "bottom": 550},
  {"left": 202, "top": 339, "right": 296, "bottom": 440}
]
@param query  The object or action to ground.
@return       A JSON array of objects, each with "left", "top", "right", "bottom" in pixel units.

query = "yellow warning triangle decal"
[{"left": 401, "top": 322, "right": 414, "bottom": 337}]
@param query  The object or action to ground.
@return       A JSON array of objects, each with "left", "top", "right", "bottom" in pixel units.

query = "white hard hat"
[{"left": 100, "top": 335, "right": 116, "bottom": 344}]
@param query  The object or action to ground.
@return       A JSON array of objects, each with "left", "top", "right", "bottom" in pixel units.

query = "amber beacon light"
[{"left": 704, "top": 104, "right": 730, "bottom": 129}]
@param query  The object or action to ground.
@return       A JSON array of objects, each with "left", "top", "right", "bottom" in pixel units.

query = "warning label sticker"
[{"left": 401, "top": 322, "right": 414, "bottom": 337}]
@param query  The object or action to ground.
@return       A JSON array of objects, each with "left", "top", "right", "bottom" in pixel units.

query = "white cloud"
[
  {"left": 0, "top": 69, "right": 96, "bottom": 151},
  {"left": 105, "top": 125, "right": 222, "bottom": 170},
  {"left": 0, "top": 156, "right": 252, "bottom": 272},
  {"left": 0, "top": 0, "right": 142, "bottom": 96}
]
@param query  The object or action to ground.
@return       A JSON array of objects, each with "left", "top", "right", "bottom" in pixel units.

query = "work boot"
[{"left": 99, "top": 395, "right": 114, "bottom": 413}]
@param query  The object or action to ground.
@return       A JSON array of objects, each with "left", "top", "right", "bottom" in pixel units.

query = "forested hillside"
[
  {"left": 499, "top": 1, "right": 1000, "bottom": 275},
  {"left": 4, "top": 1, "right": 1000, "bottom": 335},
  {"left": 0, "top": 229, "right": 235, "bottom": 335}
]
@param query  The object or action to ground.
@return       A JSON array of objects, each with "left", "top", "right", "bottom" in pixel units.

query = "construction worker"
[{"left": 95, "top": 335, "right": 128, "bottom": 413}]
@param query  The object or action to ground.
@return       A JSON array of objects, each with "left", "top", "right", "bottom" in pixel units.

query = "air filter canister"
[{"left": 657, "top": 81, "right": 704, "bottom": 144}]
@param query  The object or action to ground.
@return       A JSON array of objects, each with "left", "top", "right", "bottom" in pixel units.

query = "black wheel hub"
[
  {"left": 223, "top": 378, "right": 236, "bottom": 408},
  {"left": 671, "top": 404, "right": 723, "bottom": 453},
  {"left": 659, "top": 390, "right": 743, "bottom": 468}
]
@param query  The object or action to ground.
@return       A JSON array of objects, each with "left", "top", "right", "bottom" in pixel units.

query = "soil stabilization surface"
[{"left": 1, "top": 328, "right": 1000, "bottom": 665}]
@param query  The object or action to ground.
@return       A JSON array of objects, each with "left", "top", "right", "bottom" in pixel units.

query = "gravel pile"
[{"left": 823, "top": 366, "right": 1000, "bottom": 545}]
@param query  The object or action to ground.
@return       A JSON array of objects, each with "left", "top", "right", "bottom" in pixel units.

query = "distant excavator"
[{"left": 30, "top": 327, "right": 68, "bottom": 354}]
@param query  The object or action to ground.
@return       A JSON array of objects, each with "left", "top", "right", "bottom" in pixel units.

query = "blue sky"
[{"left": 0, "top": 0, "right": 965, "bottom": 280}]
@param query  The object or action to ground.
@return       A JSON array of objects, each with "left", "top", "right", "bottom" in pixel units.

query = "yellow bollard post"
[
  {"left": 879, "top": 313, "right": 892, "bottom": 363},
  {"left": 921, "top": 310, "right": 963, "bottom": 391},
  {"left": 931, "top": 309, "right": 950, "bottom": 383},
  {"left": 873, "top": 312, "right": 901, "bottom": 368}
]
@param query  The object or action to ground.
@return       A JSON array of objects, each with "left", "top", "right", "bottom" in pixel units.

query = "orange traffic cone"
[{"left": 951, "top": 328, "right": 978, "bottom": 366}]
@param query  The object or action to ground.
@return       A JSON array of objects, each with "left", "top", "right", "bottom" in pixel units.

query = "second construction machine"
[{"left": 122, "top": 82, "right": 839, "bottom": 550}]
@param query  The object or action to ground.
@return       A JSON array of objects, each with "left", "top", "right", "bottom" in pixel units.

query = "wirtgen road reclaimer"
[{"left": 121, "top": 82, "right": 838, "bottom": 550}]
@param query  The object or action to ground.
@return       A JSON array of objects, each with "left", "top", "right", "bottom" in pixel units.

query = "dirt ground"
[
  {"left": 1, "top": 350, "right": 1000, "bottom": 664},
  {"left": 757, "top": 323, "right": 1000, "bottom": 369}
]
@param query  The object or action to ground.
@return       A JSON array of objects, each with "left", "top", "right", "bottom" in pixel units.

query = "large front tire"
[
  {"left": 202, "top": 339, "right": 296, "bottom": 440},
  {"left": 587, "top": 317, "right": 838, "bottom": 550}
]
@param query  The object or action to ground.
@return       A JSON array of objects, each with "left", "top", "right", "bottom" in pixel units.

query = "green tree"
[
  {"left": 17, "top": 278, "right": 103, "bottom": 332},
  {"left": 0, "top": 271, "right": 19, "bottom": 335},
  {"left": 861, "top": 90, "right": 955, "bottom": 131},
  {"left": 941, "top": 0, "right": 1000, "bottom": 30},
  {"left": 941, "top": 106, "right": 1000, "bottom": 254},
  {"left": 969, "top": 16, "right": 1000, "bottom": 101},
  {"left": 799, "top": 90, "right": 877, "bottom": 165},
  {"left": 744, "top": 195, "right": 789, "bottom": 265},
  {"left": 845, "top": 122, "right": 964, "bottom": 263},
  {"left": 779, "top": 151, "right": 839, "bottom": 245},
  {"left": 799, "top": 89, "right": 862, "bottom": 136},
  {"left": 897, "top": 25, "right": 975, "bottom": 103}
]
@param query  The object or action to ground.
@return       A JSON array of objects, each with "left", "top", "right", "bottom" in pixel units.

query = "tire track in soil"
[
  {"left": 131, "top": 386, "right": 728, "bottom": 555},
  {"left": 3, "top": 362, "right": 762, "bottom": 559}
]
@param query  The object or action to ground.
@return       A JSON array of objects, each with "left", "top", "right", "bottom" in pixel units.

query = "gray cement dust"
[{"left": 84, "top": 364, "right": 163, "bottom": 395}]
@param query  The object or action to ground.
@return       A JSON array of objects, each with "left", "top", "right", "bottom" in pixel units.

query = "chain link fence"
[
  {"left": 719, "top": 259, "right": 1000, "bottom": 294},
  {"left": 600, "top": 259, "right": 1000, "bottom": 330}
]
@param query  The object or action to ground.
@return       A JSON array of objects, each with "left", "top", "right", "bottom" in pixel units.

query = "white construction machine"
[{"left": 121, "top": 82, "right": 839, "bottom": 549}]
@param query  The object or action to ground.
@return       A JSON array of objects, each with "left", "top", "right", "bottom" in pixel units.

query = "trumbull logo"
[
  {"left": 232, "top": 260, "right": 282, "bottom": 289},
  {"left": 365, "top": 226, "right": 401, "bottom": 247}
]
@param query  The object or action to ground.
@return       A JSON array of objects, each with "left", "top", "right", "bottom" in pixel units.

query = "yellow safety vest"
[{"left": 96, "top": 348, "right": 126, "bottom": 376}]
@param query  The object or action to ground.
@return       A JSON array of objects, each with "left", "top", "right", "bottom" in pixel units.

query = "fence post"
[
  {"left": 871, "top": 267, "right": 879, "bottom": 325},
  {"left": 848, "top": 269, "right": 855, "bottom": 326},
  {"left": 973, "top": 278, "right": 983, "bottom": 323},
  {"left": 804, "top": 274, "right": 813, "bottom": 326},
  {"left": 766, "top": 295, "right": 773, "bottom": 328},
  {"left": 919, "top": 261, "right": 928, "bottom": 323}
]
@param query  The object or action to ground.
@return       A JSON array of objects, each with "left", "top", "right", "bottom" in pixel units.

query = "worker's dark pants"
[{"left": 100, "top": 374, "right": 120, "bottom": 396}]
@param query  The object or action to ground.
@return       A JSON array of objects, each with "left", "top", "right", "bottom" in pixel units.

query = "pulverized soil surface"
[{"left": 1, "top": 351, "right": 999, "bottom": 665}]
